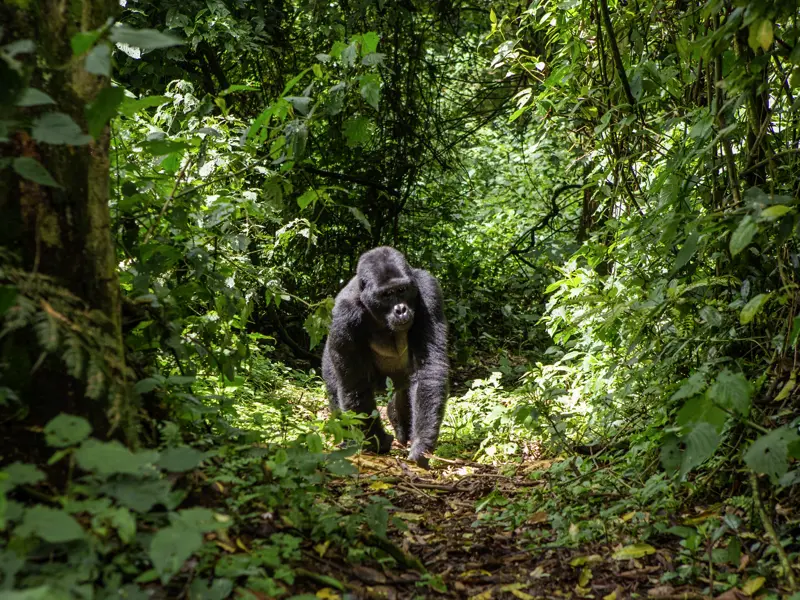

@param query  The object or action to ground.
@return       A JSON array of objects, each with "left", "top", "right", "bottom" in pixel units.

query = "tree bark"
[{"left": 0, "top": 0, "right": 136, "bottom": 444}]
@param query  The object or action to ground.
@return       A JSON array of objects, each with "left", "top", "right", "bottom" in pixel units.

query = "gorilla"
[{"left": 322, "top": 247, "right": 449, "bottom": 467}]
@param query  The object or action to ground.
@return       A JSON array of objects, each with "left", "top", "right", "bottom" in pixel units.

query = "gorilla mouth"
[{"left": 390, "top": 315, "right": 413, "bottom": 331}]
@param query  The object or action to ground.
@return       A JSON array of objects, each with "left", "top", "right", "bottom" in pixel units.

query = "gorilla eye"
[{"left": 397, "top": 286, "right": 407, "bottom": 294}]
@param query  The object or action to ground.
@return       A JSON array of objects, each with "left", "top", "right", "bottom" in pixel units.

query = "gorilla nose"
[{"left": 393, "top": 304, "right": 408, "bottom": 317}]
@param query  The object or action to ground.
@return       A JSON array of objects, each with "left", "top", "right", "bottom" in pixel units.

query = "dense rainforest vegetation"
[{"left": 3, "top": 0, "right": 800, "bottom": 597}]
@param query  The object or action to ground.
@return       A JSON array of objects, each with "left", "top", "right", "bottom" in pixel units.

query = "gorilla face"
[{"left": 357, "top": 247, "right": 419, "bottom": 332}]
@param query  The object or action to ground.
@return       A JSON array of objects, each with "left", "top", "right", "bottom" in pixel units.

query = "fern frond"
[
  {"left": 33, "top": 312, "right": 59, "bottom": 352},
  {"left": 85, "top": 354, "right": 106, "bottom": 399},
  {"left": 62, "top": 333, "right": 85, "bottom": 379}
]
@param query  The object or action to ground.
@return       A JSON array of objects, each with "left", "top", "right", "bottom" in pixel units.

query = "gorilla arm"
[
  {"left": 324, "top": 280, "right": 394, "bottom": 453},
  {"left": 407, "top": 269, "right": 449, "bottom": 466}
]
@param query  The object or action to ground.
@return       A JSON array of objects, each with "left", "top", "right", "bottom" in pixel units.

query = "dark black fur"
[{"left": 322, "top": 247, "right": 449, "bottom": 467}]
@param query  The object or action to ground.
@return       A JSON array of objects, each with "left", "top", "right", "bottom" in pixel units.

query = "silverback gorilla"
[{"left": 322, "top": 247, "right": 449, "bottom": 468}]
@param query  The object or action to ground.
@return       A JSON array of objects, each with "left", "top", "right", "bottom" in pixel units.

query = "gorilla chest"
[{"left": 369, "top": 333, "right": 411, "bottom": 378}]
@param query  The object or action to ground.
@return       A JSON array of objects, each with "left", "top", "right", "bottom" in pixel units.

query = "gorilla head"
[{"left": 357, "top": 247, "right": 419, "bottom": 333}]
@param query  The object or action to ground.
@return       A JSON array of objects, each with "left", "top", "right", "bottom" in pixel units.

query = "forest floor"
[
  {"left": 220, "top": 367, "right": 788, "bottom": 600},
  {"left": 292, "top": 451, "right": 717, "bottom": 600}
]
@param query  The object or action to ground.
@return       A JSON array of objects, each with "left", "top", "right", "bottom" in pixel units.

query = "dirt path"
[{"left": 306, "top": 454, "right": 695, "bottom": 600}]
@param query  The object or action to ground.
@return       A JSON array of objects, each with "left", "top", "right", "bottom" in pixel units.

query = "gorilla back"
[{"left": 322, "top": 246, "right": 449, "bottom": 467}]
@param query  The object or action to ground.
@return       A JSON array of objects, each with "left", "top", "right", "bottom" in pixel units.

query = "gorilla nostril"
[{"left": 394, "top": 304, "right": 407, "bottom": 317}]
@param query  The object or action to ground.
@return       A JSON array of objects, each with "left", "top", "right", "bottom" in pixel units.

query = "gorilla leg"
[
  {"left": 340, "top": 386, "right": 394, "bottom": 454},
  {"left": 408, "top": 370, "right": 448, "bottom": 467},
  {"left": 388, "top": 387, "right": 411, "bottom": 445}
]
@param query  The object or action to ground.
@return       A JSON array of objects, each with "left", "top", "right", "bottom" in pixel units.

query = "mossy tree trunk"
[{"left": 0, "top": 0, "right": 137, "bottom": 445}]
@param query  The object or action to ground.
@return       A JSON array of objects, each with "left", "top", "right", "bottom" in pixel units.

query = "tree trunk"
[{"left": 0, "top": 0, "right": 137, "bottom": 445}]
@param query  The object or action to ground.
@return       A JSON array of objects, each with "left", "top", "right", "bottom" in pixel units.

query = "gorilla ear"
[{"left": 358, "top": 277, "right": 366, "bottom": 291}]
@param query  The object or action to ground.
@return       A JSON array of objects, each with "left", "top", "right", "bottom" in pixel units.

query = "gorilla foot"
[
  {"left": 363, "top": 431, "right": 394, "bottom": 455},
  {"left": 408, "top": 444, "right": 431, "bottom": 469}
]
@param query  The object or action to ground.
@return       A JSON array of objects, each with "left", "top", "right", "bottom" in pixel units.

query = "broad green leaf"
[
  {"left": 1, "top": 462, "right": 45, "bottom": 491},
  {"left": 75, "top": 439, "right": 159, "bottom": 475},
  {"left": 86, "top": 86, "right": 125, "bottom": 138},
  {"left": 347, "top": 206, "right": 372, "bottom": 233},
  {"left": 744, "top": 426, "right": 799, "bottom": 483},
  {"left": 729, "top": 215, "right": 757, "bottom": 257},
  {"left": 157, "top": 446, "right": 208, "bottom": 472},
  {"left": 286, "top": 96, "right": 311, "bottom": 115},
  {"left": 791, "top": 315, "right": 800, "bottom": 347},
  {"left": 670, "top": 372, "right": 706, "bottom": 401},
  {"left": 71, "top": 30, "right": 102, "bottom": 56},
  {"left": 660, "top": 434, "right": 681, "bottom": 475},
  {"left": 0, "top": 586, "right": 53, "bottom": 600},
  {"left": 101, "top": 478, "right": 172, "bottom": 513},
  {"left": 490, "top": 8, "right": 497, "bottom": 23},
  {"left": 32, "top": 113, "right": 92, "bottom": 146},
  {"left": 112, "top": 507, "right": 137, "bottom": 544},
  {"left": 85, "top": 43, "right": 111, "bottom": 76},
  {"left": 16, "top": 88, "right": 55, "bottom": 107},
  {"left": 676, "top": 395, "right": 727, "bottom": 432},
  {"left": 361, "top": 52, "right": 385, "bottom": 66},
  {"left": 13, "top": 157, "right": 61, "bottom": 188},
  {"left": 707, "top": 370, "right": 751, "bottom": 416},
  {"left": 360, "top": 32, "right": 380, "bottom": 56},
  {"left": 17, "top": 505, "right": 85, "bottom": 543},
  {"left": 680, "top": 422, "right": 720, "bottom": 478},
  {"left": 343, "top": 116, "right": 373, "bottom": 147},
  {"left": 4, "top": 40, "right": 35, "bottom": 57},
  {"left": 44, "top": 414, "right": 92, "bottom": 448},
  {"left": 110, "top": 26, "right": 183, "bottom": 50},
  {"left": 760, "top": 204, "right": 793, "bottom": 220},
  {"left": 119, "top": 95, "right": 170, "bottom": 118},
  {"left": 748, "top": 19, "right": 773, "bottom": 52},
  {"left": 149, "top": 524, "right": 203, "bottom": 583},
  {"left": 297, "top": 189, "right": 318, "bottom": 209},
  {"left": 306, "top": 432, "right": 323, "bottom": 453},
  {"left": 740, "top": 293, "right": 770, "bottom": 325},
  {"left": 172, "top": 507, "right": 228, "bottom": 532},
  {"left": 699, "top": 305, "right": 722, "bottom": 327},
  {"left": 359, "top": 74, "right": 380, "bottom": 110},
  {"left": 612, "top": 543, "right": 656, "bottom": 560},
  {"left": 364, "top": 502, "right": 388, "bottom": 539},
  {"left": 673, "top": 230, "right": 699, "bottom": 271}
]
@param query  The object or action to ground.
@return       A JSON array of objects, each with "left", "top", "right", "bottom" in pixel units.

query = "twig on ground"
[{"left": 750, "top": 471, "right": 798, "bottom": 591}]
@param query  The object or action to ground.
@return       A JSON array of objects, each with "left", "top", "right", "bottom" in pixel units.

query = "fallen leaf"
[
  {"left": 316, "top": 589, "right": 341, "bottom": 600},
  {"left": 612, "top": 543, "right": 657, "bottom": 560},
  {"left": 460, "top": 569, "right": 492, "bottom": 579},
  {"left": 315, "top": 540, "right": 330, "bottom": 557},
  {"left": 369, "top": 481, "right": 393, "bottom": 490},
  {"left": 352, "top": 565, "right": 386, "bottom": 584},
  {"left": 235, "top": 538, "right": 250, "bottom": 552},
  {"left": 738, "top": 553, "right": 750, "bottom": 571},
  {"left": 394, "top": 512, "right": 424, "bottom": 522},
  {"left": 621, "top": 511, "right": 636, "bottom": 522},
  {"left": 717, "top": 588, "right": 748, "bottom": 600},
  {"left": 603, "top": 590, "right": 618, "bottom": 600},
  {"left": 570, "top": 554, "right": 603, "bottom": 567},
  {"left": 469, "top": 590, "right": 493, "bottom": 600},
  {"left": 648, "top": 585, "right": 675, "bottom": 597},
  {"left": 569, "top": 522, "right": 580, "bottom": 540},
  {"left": 214, "top": 540, "right": 236, "bottom": 552},
  {"left": 578, "top": 567, "right": 592, "bottom": 587},
  {"left": 527, "top": 511, "right": 548, "bottom": 524},
  {"left": 530, "top": 565, "right": 549, "bottom": 579},
  {"left": 742, "top": 576, "right": 765, "bottom": 596}
]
